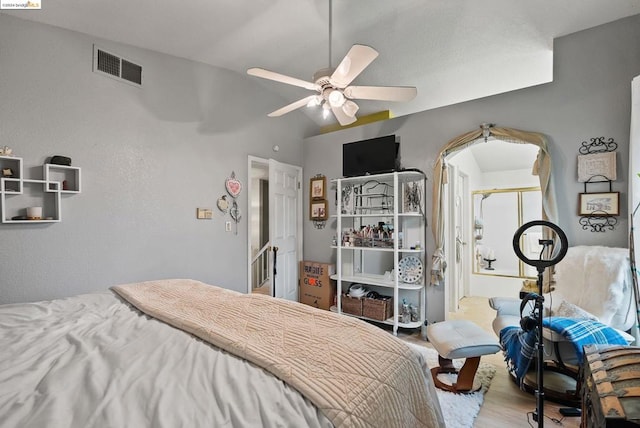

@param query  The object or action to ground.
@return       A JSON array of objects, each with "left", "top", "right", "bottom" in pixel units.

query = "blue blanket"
[
  {"left": 500, "top": 326, "right": 537, "bottom": 386},
  {"left": 500, "top": 317, "right": 628, "bottom": 387},
  {"left": 541, "top": 317, "right": 628, "bottom": 363}
]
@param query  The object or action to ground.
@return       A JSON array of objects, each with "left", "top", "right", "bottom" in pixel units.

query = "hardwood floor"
[{"left": 400, "top": 296, "right": 581, "bottom": 428}]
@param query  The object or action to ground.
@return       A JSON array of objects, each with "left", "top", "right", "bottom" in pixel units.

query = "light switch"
[
  {"left": 197, "top": 208, "right": 213, "bottom": 219},
  {"left": 225, "top": 221, "right": 232, "bottom": 232}
]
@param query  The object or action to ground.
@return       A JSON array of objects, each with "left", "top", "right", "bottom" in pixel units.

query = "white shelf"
[
  {"left": 0, "top": 157, "right": 81, "bottom": 224},
  {"left": 329, "top": 305, "right": 423, "bottom": 329},
  {"left": 332, "top": 170, "right": 427, "bottom": 336},
  {"left": 44, "top": 163, "right": 81, "bottom": 193},
  {"left": 329, "top": 273, "right": 424, "bottom": 290},
  {"left": 331, "top": 245, "right": 423, "bottom": 254},
  {"left": 332, "top": 212, "right": 423, "bottom": 218}
]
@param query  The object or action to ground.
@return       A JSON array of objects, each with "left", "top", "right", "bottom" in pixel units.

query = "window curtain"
[
  {"left": 629, "top": 75, "right": 640, "bottom": 343},
  {"left": 430, "top": 126, "right": 557, "bottom": 286}
]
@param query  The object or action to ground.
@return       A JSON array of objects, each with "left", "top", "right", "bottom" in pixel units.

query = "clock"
[{"left": 398, "top": 256, "right": 423, "bottom": 284}]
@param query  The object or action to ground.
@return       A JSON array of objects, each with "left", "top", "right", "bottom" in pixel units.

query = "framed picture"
[
  {"left": 310, "top": 199, "right": 328, "bottom": 221},
  {"left": 310, "top": 176, "right": 326, "bottom": 200},
  {"left": 577, "top": 152, "right": 616, "bottom": 182},
  {"left": 578, "top": 192, "right": 620, "bottom": 216}
]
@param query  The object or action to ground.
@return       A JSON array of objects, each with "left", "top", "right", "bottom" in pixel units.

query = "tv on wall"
[{"left": 342, "top": 135, "right": 400, "bottom": 177}]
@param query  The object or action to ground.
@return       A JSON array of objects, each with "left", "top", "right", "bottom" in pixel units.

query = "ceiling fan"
[{"left": 246, "top": 0, "right": 417, "bottom": 126}]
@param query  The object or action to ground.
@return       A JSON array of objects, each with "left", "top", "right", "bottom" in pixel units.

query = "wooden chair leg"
[{"left": 430, "top": 356, "right": 482, "bottom": 393}]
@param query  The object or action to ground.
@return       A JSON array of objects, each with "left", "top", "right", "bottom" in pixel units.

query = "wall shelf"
[{"left": 0, "top": 157, "right": 81, "bottom": 224}]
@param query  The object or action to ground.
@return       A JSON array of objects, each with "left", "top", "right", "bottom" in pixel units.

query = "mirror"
[{"left": 473, "top": 187, "right": 542, "bottom": 278}]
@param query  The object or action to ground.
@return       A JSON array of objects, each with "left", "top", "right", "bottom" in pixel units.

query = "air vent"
[{"left": 93, "top": 45, "right": 142, "bottom": 87}]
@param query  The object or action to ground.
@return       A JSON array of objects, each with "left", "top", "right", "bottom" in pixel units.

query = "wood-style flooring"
[{"left": 400, "top": 296, "right": 581, "bottom": 428}]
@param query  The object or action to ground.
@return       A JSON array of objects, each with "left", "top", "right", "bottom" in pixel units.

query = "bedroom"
[{"left": 1, "top": 2, "right": 640, "bottom": 427}]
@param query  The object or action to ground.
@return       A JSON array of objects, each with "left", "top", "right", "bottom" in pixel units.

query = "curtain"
[
  {"left": 629, "top": 75, "right": 640, "bottom": 343},
  {"left": 430, "top": 126, "right": 557, "bottom": 286}
]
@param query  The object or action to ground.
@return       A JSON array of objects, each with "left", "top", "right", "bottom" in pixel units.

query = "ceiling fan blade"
[
  {"left": 268, "top": 95, "right": 318, "bottom": 117},
  {"left": 247, "top": 68, "right": 318, "bottom": 91},
  {"left": 330, "top": 44, "right": 379, "bottom": 88},
  {"left": 343, "top": 85, "right": 417, "bottom": 102},
  {"left": 331, "top": 105, "right": 357, "bottom": 126}
]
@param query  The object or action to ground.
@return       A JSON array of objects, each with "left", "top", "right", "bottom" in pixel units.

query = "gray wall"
[
  {"left": 0, "top": 15, "right": 308, "bottom": 304},
  {"left": 302, "top": 14, "right": 640, "bottom": 322}
]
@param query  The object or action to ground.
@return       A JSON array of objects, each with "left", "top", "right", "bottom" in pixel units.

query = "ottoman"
[{"left": 426, "top": 319, "right": 501, "bottom": 393}]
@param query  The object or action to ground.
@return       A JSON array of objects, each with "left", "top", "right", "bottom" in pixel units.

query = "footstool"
[{"left": 426, "top": 319, "right": 501, "bottom": 393}]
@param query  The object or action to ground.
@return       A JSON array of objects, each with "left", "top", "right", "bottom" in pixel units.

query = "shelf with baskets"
[
  {"left": 331, "top": 170, "right": 427, "bottom": 335},
  {"left": 0, "top": 156, "right": 81, "bottom": 223}
]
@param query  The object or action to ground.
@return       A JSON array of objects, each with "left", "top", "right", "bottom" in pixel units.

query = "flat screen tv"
[{"left": 342, "top": 135, "right": 400, "bottom": 177}]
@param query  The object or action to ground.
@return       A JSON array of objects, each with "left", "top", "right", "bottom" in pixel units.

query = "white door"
[
  {"left": 445, "top": 165, "right": 469, "bottom": 313},
  {"left": 269, "top": 159, "right": 302, "bottom": 301}
]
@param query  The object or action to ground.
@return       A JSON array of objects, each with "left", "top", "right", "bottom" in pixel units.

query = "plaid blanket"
[
  {"left": 500, "top": 326, "right": 537, "bottom": 387},
  {"left": 542, "top": 317, "right": 628, "bottom": 363},
  {"left": 500, "top": 317, "right": 628, "bottom": 386}
]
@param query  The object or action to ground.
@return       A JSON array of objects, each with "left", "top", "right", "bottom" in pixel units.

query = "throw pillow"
[{"left": 553, "top": 300, "right": 599, "bottom": 321}]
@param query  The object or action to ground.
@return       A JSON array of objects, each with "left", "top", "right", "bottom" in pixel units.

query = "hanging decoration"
[
  {"left": 310, "top": 174, "right": 328, "bottom": 229},
  {"left": 576, "top": 137, "right": 619, "bottom": 232},
  {"left": 225, "top": 171, "right": 243, "bottom": 198},
  {"left": 216, "top": 195, "right": 229, "bottom": 213},
  {"left": 222, "top": 171, "right": 242, "bottom": 235}
]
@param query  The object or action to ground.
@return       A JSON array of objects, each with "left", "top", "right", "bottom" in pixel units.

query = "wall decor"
[
  {"left": 310, "top": 175, "right": 326, "bottom": 200},
  {"left": 216, "top": 195, "right": 229, "bottom": 213},
  {"left": 219, "top": 171, "right": 243, "bottom": 234},
  {"left": 310, "top": 199, "right": 328, "bottom": 221},
  {"left": 0, "top": 156, "right": 81, "bottom": 223},
  {"left": 577, "top": 151, "right": 616, "bottom": 182},
  {"left": 225, "top": 171, "right": 242, "bottom": 198},
  {"left": 578, "top": 192, "right": 620, "bottom": 216},
  {"left": 578, "top": 136, "right": 618, "bottom": 155},
  {"left": 576, "top": 137, "right": 618, "bottom": 232}
]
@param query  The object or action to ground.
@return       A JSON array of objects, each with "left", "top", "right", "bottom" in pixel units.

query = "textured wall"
[
  {"left": 302, "top": 14, "right": 640, "bottom": 322},
  {"left": 0, "top": 15, "right": 307, "bottom": 304}
]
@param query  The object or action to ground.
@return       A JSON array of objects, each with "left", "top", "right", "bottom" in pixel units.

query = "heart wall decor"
[{"left": 225, "top": 171, "right": 242, "bottom": 198}]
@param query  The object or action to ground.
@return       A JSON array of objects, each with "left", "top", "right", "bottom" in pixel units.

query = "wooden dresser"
[{"left": 582, "top": 345, "right": 640, "bottom": 427}]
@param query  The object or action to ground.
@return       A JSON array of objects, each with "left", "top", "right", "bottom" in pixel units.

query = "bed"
[{"left": 0, "top": 279, "right": 444, "bottom": 428}]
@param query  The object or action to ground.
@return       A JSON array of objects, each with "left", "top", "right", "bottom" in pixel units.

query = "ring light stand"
[{"left": 512, "top": 220, "right": 568, "bottom": 428}]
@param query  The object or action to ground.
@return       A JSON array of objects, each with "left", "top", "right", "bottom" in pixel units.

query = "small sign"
[{"left": 196, "top": 208, "right": 213, "bottom": 219}]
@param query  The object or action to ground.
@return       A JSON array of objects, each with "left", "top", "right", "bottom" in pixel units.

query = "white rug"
[{"left": 407, "top": 343, "right": 497, "bottom": 428}]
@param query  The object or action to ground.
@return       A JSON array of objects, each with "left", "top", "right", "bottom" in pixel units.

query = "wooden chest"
[{"left": 582, "top": 345, "right": 640, "bottom": 427}]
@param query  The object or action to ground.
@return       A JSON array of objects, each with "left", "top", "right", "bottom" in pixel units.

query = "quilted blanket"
[{"left": 112, "top": 279, "right": 444, "bottom": 428}]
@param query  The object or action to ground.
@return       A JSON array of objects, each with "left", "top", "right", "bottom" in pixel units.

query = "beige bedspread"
[{"left": 112, "top": 279, "right": 444, "bottom": 428}]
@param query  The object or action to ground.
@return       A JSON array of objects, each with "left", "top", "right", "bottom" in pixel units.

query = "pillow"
[{"left": 552, "top": 300, "right": 599, "bottom": 321}]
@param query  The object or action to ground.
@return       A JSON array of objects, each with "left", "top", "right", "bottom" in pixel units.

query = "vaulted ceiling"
[{"left": 4, "top": 1, "right": 639, "bottom": 127}]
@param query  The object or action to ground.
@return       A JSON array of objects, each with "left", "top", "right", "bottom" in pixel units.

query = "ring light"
[
  {"left": 511, "top": 220, "right": 569, "bottom": 428},
  {"left": 512, "top": 220, "right": 568, "bottom": 268}
]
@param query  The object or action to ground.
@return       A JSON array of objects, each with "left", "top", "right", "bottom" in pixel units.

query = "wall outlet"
[
  {"left": 196, "top": 208, "right": 213, "bottom": 219},
  {"left": 225, "top": 221, "right": 232, "bottom": 232}
]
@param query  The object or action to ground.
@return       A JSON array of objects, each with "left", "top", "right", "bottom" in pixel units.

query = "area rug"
[{"left": 407, "top": 343, "right": 497, "bottom": 428}]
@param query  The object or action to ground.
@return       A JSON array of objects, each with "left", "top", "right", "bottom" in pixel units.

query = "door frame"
[
  {"left": 446, "top": 166, "right": 470, "bottom": 313},
  {"left": 246, "top": 156, "right": 303, "bottom": 297}
]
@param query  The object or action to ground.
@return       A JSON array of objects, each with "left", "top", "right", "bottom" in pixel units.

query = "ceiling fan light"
[
  {"left": 307, "top": 96, "right": 321, "bottom": 108},
  {"left": 322, "top": 101, "right": 331, "bottom": 119},
  {"left": 327, "top": 89, "right": 345, "bottom": 107},
  {"left": 342, "top": 100, "right": 359, "bottom": 117}
]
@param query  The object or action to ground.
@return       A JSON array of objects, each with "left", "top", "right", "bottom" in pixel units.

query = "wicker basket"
[
  {"left": 341, "top": 294, "right": 363, "bottom": 316},
  {"left": 363, "top": 296, "right": 393, "bottom": 321}
]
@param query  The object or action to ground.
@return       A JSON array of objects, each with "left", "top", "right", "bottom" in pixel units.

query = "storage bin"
[
  {"left": 363, "top": 296, "right": 393, "bottom": 321},
  {"left": 341, "top": 294, "right": 363, "bottom": 316}
]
